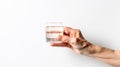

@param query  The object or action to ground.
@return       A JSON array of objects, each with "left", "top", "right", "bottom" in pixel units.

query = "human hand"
[
  {"left": 51, "top": 27, "right": 120, "bottom": 67},
  {"left": 51, "top": 27, "right": 90, "bottom": 54}
]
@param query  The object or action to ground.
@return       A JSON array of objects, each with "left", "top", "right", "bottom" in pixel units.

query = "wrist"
[
  {"left": 79, "top": 41, "right": 91, "bottom": 50},
  {"left": 76, "top": 39, "right": 91, "bottom": 49},
  {"left": 75, "top": 39, "right": 93, "bottom": 55}
]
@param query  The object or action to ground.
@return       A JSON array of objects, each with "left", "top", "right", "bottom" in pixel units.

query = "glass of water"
[{"left": 46, "top": 22, "right": 63, "bottom": 43}]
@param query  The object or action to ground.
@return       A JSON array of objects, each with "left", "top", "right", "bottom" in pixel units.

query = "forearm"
[
  {"left": 78, "top": 41, "right": 120, "bottom": 67},
  {"left": 79, "top": 42, "right": 114, "bottom": 58}
]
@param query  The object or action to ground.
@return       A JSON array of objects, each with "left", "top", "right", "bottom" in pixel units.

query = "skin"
[{"left": 51, "top": 27, "right": 120, "bottom": 67}]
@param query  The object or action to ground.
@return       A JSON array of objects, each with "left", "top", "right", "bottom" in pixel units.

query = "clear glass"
[{"left": 45, "top": 22, "right": 63, "bottom": 42}]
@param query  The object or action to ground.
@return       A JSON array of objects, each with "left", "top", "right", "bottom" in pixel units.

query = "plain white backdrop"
[{"left": 0, "top": 0, "right": 120, "bottom": 67}]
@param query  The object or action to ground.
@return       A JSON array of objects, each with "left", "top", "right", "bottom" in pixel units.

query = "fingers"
[
  {"left": 70, "top": 29, "right": 82, "bottom": 38},
  {"left": 63, "top": 27, "right": 72, "bottom": 36},
  {"left": 63, "top": 27, "right": 82, "bottom": 38},
  {"left": 58, "top": 35, "right": 70, "bottom": 42},
  {"left": 51, "top": 42, "right": 72, "bottom": 48},
  {"left": 56, "top": 27, "right": 84, "bottom": 44},
  {"left": 51, "top": 27, "right": 85, "bottom": 49},
  {"left": 50, "top": 34, "right": 70, "bottom": 47},
  {"left": 51, "top": 42, "right": 68, "bottom": 47}
]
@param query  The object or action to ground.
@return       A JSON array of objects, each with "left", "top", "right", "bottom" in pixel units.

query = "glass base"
[{"left": 46, "top": 38, "right": 62, "bottom": 43}]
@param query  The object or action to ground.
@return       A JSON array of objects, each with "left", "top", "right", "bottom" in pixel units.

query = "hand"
[
  {"left": 51, "top": 27, "right": 90, "bottom": 54},
  {"left": 51, "top": 27, "right": 120, "bottom": 67}
]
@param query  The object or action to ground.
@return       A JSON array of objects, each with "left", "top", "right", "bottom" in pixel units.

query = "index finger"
[{"left": 63, "top": 27, "right": 72, "bottom": 36}]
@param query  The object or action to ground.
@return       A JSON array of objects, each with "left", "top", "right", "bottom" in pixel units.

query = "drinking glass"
[{"left": 46, "top": 22, "right": 63, "bottom": 42}]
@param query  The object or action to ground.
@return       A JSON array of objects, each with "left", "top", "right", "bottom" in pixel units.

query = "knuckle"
[{"left": 75, "top": 29, "right": 81, "bottom": 33}]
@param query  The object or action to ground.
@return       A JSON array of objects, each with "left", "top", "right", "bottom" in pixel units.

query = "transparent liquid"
[{"left": 46, "top": 26, "right": 63, "bottom": 42}]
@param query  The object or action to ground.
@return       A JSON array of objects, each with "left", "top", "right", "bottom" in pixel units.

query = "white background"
[{"left": 0, "top": 0, "right": 120, "bottom": 67}]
